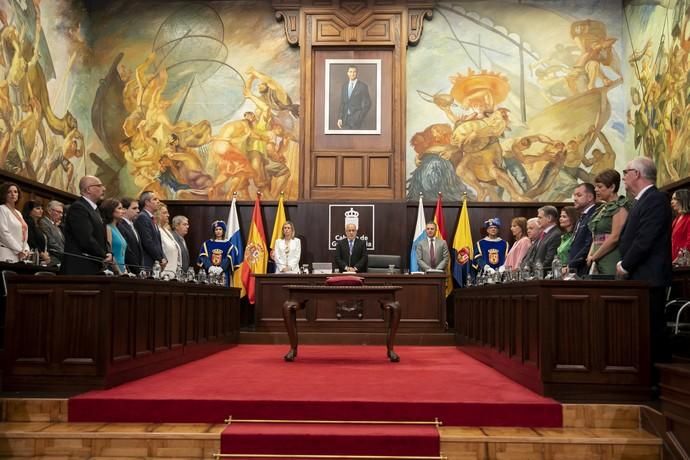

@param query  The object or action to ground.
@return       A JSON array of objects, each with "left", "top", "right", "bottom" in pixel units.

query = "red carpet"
[
  {"left": 221, "top": 423, "right": 440, "bottom": 457},
  {"left": 69, "top": 345, "right": 562, "bottom": 427}
]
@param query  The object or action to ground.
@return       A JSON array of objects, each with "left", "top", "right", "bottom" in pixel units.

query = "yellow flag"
[
  {"left": 270, "top": 193, "right": 286, "bottom": 250},
  {"left": 452, "top": 195, "right": 474, "bottom": 288}
]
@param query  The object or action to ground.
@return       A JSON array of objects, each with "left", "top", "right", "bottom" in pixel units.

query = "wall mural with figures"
[
  {"left": 0, "top": 0, "right": 90, "bottom": 194},
  {"left": 624, "top": 0, "right": 690, "bottom": 187},
  {"left": 0, "top": 0, "right": 300, "bottom": 201},
  {"left": 407, "top": 1, "right": 628, "bottom": 202},
  {"left": 3, "top": 0, "right": 689, "bottom": 201}
]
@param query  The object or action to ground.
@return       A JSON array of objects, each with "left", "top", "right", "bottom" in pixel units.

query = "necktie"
[
  {"left": 430, "top": 239, "right": 436, "bottom": 268},
  {"left": 349, "top": 240, "right": 354, "bottom": 254},
  {"left": 130, "top": 222, "right": 140, "bottom": 242},
  {"left": 348, "top": 81, "right": 354, "bottom": 98}
]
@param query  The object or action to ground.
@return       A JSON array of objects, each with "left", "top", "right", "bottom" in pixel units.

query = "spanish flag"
[
  {"left": 240, "top": 196, "right": 268, "bottom": 304},
  {"left": 433, "top": 193, "right": 452, "bottom": 297}
]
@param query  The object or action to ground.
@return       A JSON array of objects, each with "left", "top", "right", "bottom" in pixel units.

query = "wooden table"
[
  {"left": 281, "top": 284, "right": 402, "bottom": 362},
  {"left": 254, "top": 274, "right": 447, "bottom": 344},
  {"left": 3, "top": 275, "right": 240, "bottom": 392},
  {"left": 455, "top": 280, "right": 652, "bottom": 402}
]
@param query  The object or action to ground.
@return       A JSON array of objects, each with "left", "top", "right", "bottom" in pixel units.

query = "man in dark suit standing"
[
  {"left": 334, "top": 223, "right": 368, "bottom": 273},
  {"left": 531, "top": 205, "right": 562, "bottom": 271},
  {"left": 39, "top": 200, "right": 65, "bottom": 267},
  {"left": 60, "top": 176, "right": 112, "bottom": 275},
  {"left": 568, "top": 183, "right": 597, "bottom": 276},
  {"left": 134, "top": 191, "right": 166, "bottom": 270},
  {"left": 337, "top": 65, "right": 371, "bottom": 130},
  {"left": 172, "top": 215, "right": 190, "bottom": 271},
  {"left": 117, "top": 197, "right": 144, "bottom": 274},
  {"left": 416, "top": 221, "right": 450, "bottom": 272},
  {"left": 617, "top": 157, "right": 672, "bottom": 365}
]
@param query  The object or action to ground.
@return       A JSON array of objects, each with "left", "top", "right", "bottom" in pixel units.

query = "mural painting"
[
  {"left": 625, "top": 0, "right": 690, "bottom": 187},
  {"left": 0, "top": 0, "right": 300, "bottom": 200},
  {"left": 92, "top": 1, "right": 300, "bottom": 201},
  {"left": 407, "top": 1, "right": 627, "bottom": 202},
  {"left": 0, "top": 0, "right": 89, "bottom": 193}
]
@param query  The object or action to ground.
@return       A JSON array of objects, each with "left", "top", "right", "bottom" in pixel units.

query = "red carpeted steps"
[
  {"left": 220, "top": 422, "right": 441, "bottom": 458},
  {"left": 69, "top": 345, "right": 562, "bottom": 428}
]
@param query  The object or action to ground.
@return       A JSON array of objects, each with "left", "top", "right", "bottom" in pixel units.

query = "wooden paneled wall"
[
  {"left": 166, "top": 199, "right": 549, "bottom": 270},
  {"left": 275, "top": 0, "right": 434, "bottom": 200}
]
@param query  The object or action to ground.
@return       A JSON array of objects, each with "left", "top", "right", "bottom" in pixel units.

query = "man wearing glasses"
[
  {"left": 39, "top": 200, "right": 65, "bottom": 267},
  {"left": 61, "top": 176, "right": 113, "bottom": 275},
  {"left": 617, "top": 157, "right": 672, "bottom": 366}
]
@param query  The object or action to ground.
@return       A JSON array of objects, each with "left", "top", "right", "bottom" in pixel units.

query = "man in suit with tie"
[
  {"left": 617, "top": 157, "right": 672, "bottom": 365},
  {"left": 334, "top": 223, "right": 368, "bottom": 272},
  {"left": 117, "top": 197, "right": 144, "bottom": 274},
  {"left": 524, "top": 205, "right": 562, "bottom": 272},
  {"left": 134, "top": 191, "right": 167, "bottom": 270},
  {"left": 60, "top": 176, "right": 112, "bottom": 275},
  {"left": 416, "top": 221, "right": 450, "bottom": 272},
  {"left": 568, "top": 183, "right": 597, "bottom": 276},
  {"left": 39, "top": 200, "right": 65, "bottom": 266},
  {"left": 172, "top": 215, "right": 190, "bottom": 271},
  {"left": 337, "top": 65, "right": 371, "bottom": 130},
  {"left": 520, "top": 217, "right": 542, "bottom": 269}
]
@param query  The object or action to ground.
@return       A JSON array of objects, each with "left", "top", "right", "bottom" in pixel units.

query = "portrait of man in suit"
[{"left": 325, "top": 59, "right": 380, "bottom": 134}]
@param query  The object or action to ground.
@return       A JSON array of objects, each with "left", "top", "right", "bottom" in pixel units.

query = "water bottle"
[
  {"left": 534, "top": 261, "right": 544, "bottom": 280},
  {"left": 176, "top": 266, "right": 184, "bottom": 281},
  {"left": 221, "top": 272, "right": 227, "bottom": 287},
  {"left": 152, "top": 261, "right": 161, "bottom": 280},
  {"left": 186, "top": 267, "right": 195, "bottom": 282},
  {"left": 521, "top": 264, "right": 531, "bottom": 281},
  {"left": 552, "top": 258, "right": 562, "bottom": 280}
]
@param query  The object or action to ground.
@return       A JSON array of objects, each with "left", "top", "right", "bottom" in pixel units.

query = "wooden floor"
[{"left": 0, "top": 399, "right": 662, "bottom": 459}]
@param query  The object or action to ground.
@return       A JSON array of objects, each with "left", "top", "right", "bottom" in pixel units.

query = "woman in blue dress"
[{"left": 100, "top": 198, "right": 128, "bottom": 274}]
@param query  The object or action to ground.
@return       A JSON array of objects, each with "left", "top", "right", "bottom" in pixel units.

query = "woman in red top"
[{"left": 671, "top": 189, "right": 690, "bottom": 263}]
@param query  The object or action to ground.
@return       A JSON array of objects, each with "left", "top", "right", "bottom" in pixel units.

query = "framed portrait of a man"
[{"left": 324, "top": 59, "right": 381, "bottom": 135}]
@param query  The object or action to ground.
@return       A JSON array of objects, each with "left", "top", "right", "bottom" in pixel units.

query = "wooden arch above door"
[{"left": 273, "top": 1, "right": 433, "bottom": 200}]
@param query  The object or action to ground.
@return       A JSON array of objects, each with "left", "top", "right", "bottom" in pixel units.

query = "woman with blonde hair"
[
  {"left": 154, "top": 204, "right": 180, "bottom": 277},
  {"left": 273, "top": 220, "right": 301, "bottom": 273}
]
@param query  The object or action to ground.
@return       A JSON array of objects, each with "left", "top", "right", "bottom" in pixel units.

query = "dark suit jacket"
[
  {"left": 334, "top": 238, "right": 368, "bottom": 272},
  {"left": 338, "top": 80, "right": 371, "bottom": 129},
  {"left": 173, "top": 231, "right": 190, "bottom": 271},
  {"left": 523, "top": 226, "right": 562, "bottom": 270},
  {"left": 619, "top": 186, "right": 672, "bottom": 287},
  {"left": 117, "top": 220, "right": 144, "bottom": 274},
  {"left": 60, "top": 197, "right": 108, "bottom": 275},
  {"left": 134, "top": 211, "right": 164, "bottom": 269},
  {"left": 568, "top": 204, "right": 598, "bottom": 275},
  {"left": 38, "top": 216, "right": 64, "bottom": 266}
]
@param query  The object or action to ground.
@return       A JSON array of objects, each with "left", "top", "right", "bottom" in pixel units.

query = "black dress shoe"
[
  {"left": 284, "top": 348, "right": 297, "bottom": 362},
  {"left": 387, "top": 350, "right": 400, "bottom": 362}
]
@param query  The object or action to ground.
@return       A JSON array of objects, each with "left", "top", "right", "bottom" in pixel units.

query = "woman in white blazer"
[
  {"left": 0, "top": 182, "right": 29, "bottom": 262},
  {"left": 273, "top": 221, "right": 301, "bottom": 273},
  {"left": 154, "top": 204, "right": 180, "bottom": 278}
]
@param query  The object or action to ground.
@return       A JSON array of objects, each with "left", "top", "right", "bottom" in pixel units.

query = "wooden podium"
[
  {"left": 253, "top": 273, "right": 448, "bottom": 345},
  {"left": 281, "top": 284, "right": 402, "bottom": 362}
]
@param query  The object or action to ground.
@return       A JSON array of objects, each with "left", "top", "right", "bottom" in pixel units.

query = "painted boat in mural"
[{"left": 91, "top": 52, "right": 127, "bottom": 166}]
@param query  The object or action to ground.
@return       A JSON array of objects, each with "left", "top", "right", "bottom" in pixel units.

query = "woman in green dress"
[
  {"left": 556, "top": 206, "right": 578, "bottom": 265},
  {"left": 586, "top": 169, "right": 631, "bottom": 275}
]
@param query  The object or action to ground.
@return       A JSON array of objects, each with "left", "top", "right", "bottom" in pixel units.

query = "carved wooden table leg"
[
  {"left": 282, "top": 299, "right": 307, "bottom": 361},
  {"left": 380, "top": 300, "right": 401, "bottom": 362}
]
